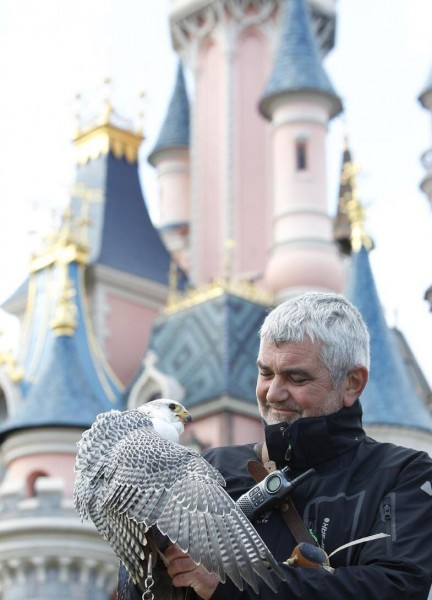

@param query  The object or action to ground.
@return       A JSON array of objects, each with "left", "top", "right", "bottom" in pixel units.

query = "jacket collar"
[{"left": 264, "top": 400, "right": 365, "bottom": 470}]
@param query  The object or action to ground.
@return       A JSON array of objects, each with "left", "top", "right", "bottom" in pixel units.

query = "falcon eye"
[{"left": 169, "top": 403, "right": 177, "bottom": 411}]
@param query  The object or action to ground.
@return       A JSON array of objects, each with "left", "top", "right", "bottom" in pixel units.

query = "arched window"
[{"left": 26, "top": 470, "right": 49, "bottom": 497}]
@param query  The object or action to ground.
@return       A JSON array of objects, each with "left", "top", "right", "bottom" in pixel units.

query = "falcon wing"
[{"left": 102, "top": 426, "right": 286, "bottom": 593}]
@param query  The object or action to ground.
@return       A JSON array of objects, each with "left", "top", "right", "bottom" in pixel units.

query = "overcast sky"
[{"left": 0, "top": 0, "right": 431, "bottom": 385}]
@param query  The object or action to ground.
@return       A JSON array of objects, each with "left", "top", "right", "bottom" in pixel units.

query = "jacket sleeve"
[{"left": 210, "top": 456, "right": 432, "bottom": 600}]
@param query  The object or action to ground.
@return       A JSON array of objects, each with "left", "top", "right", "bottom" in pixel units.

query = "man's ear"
[{"left": 342, "top": 366, "right": 368, "bottom": 408}]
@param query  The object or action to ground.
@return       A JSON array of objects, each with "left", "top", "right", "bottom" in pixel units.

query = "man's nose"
[{"left": 266, "top": 377, "right": 289, "bottom": 402}]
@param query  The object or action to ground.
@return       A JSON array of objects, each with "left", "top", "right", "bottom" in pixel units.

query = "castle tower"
[
  {"left": 0, "top": 219, "right": 122, "bottom": 599},
  {"left": 148, "top": 62, "right": 191, "bottom": 273},
  {"left": 343, "top": 149, "right": 432, "bottom": 454},
  {"left": 165, "top": 0, "right": 339, "bottom": 288},
  {"left": 4, "top": 97, "right": 185, "bottom": 387},
  {"left": 259, "top": 0, "right": 344, "bottom": 297}
]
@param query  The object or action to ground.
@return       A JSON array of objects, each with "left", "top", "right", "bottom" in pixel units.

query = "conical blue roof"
[
  {"left": 0, "top": 258, "right": 125, "bottom": 439},
  {"left": 73, "top": 151, "right": 177, "bottom": 285},
  {"left": 259, "top": 0, "right": 342, "bottom": 119},
  {"left": 148, "top": 292, "right": 270, "bottom": 407},
  {"left": 148, "top": 62, "right": 190, "bottom": 165},
  {"left": 346, "top": 246, "right": 432, "bottom": 432}
]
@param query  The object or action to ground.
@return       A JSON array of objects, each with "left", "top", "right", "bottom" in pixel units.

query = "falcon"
[{"left": 74, "top": 399, "right": 286, "bottom": 597}]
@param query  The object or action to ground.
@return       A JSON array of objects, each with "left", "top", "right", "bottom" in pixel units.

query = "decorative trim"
[
  {"left": 128, "top": 350, "right": 185, "bottom": 408},
  {"left": 0, "top": 428, "right": 84, "bottom": 464},
  {"left": 165, "top": 278, "right": 274, "bottom": 314},
  {"left": 170, "top": 0, "right": 336, "bottom": 55},
  {"left": 272, "top": 207, "right": 331, "bottom": 220},
  {"left": 77, "top": 266, "right": 125, "bottom": 395},
  {"left": 73, "top": 123, "right": 143, "bottom": 165},
  {"left": 269, "top": 237, "right": 339, "bottom": 251}
]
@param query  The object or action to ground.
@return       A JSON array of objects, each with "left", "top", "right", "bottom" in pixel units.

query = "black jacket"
[
  {"left": 204, "top": 401, "right": 432, "bottom": 599},
  {"left": 120, "top": 401, "right": 432, "bottom": 599}
]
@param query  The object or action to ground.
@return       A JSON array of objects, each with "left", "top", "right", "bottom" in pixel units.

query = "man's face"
[{"left": 256, "top": 338, "right": 346, "bottom": 425}]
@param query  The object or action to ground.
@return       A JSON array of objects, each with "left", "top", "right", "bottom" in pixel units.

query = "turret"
[
  {"left": 259, "top": 0, "right": 344, "bottom": 298},
  {"left": 343, "top": 156, "right": 432, "bottom": 454},
  {"left": 4, "top": 89, "right": 186, "bottom": 386},
  {"left": 148, "top": 62, "right": 191, "bottom": 272},
  {"left": 165, "top": 0, "right": 338, "bottom": 287},
  {"left": 0, "top": 217, "right": 122, "bottom": 599}
]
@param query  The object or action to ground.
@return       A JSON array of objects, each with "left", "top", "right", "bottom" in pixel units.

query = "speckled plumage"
[{"left": 74, "top": 400, "right": 286, "bottom": 594}]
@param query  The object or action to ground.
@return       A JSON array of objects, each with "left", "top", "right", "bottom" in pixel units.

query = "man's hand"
[{"left": 164, "top": 544, "right": 220, "bottom": 600}]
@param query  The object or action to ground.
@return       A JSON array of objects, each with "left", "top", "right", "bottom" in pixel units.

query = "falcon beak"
[{"left": 179, "top": 408, "right": 192, "bottom": 424}]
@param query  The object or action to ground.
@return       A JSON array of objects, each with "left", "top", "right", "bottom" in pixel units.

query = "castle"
[{"left": 0, "top": 1, "right": 431, "bottom": 598}]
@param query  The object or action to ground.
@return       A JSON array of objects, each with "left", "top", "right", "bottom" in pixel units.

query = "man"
[{"left": 124, "top": 292, "right": 432, "bottom": 599}]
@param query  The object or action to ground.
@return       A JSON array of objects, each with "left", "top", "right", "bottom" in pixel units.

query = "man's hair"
[{"left": 259, "top": 292, "right": 370, "bottom": 387}]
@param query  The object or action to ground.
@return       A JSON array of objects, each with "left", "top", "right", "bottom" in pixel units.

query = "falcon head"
[{"left": 138, "top": 399, "right": 192, "bottom": 442}]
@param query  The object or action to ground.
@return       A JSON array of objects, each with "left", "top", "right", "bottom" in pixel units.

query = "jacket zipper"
[{"left": 382, "top": 494, "right": 394, "bottom": 557}]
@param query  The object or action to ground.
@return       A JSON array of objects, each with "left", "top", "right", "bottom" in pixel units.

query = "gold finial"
[
  {"left": 340, "top": 159, "right": 373, "bottom": 253},
  {"left": 167, "top": 261, "right": 180, "bottom": 306},
  {"left": 50, "top": 263, "right": 77, "bottom": 336},
  {"left": 102, "top": 76, "right": 113, "bottom": 123},
  {"left": 163, "top": 278, "right": 274, "bottom": 315},
  {"left": 343, "top": 134, "right": 349, "bottom": 153},
  {"left": 0, "top": 351, "right": 24, "bottom": 383},
  {"left": 70, "top": 182, "right": 102, "bottom": 248},
  {"left": 0, "top": 329, "right": 24, "bottom": 383},
  {"left": 29, "top": 200, "right": 90, "bottom": 273},
  {"left": 137, "top": 89, "right": 146, "bottom": 135}
]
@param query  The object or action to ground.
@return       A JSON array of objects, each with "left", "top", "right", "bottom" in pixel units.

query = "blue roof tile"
[
  {"left": 148, "top": 293, "right": 270, "bottom": 407},
  {"left": 148, "top": 62, "right": 190, "bottom": 165},
  {"left": 73, "top": 152, "right": 187, "bottom": 288},
  {"left": 259, "top": 0, "right": 342, "bottom": 119},
  {"left": 346, "top": 246, "right": 432, "bottom": 432}
]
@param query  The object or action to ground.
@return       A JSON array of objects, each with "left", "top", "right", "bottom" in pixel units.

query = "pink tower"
[
  {"left": 259, "top": 0, "right": 344, "bottom": 297},
  {"left": 161, "top": 0, "right": 342, "bottom": 294}
]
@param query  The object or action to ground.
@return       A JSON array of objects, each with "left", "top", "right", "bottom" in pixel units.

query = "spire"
[
  {"left": 259, "top": 0, "right": 342, "bottom": 120},
  {"left": 334, "top": 138, "right": 374, "bottom": 255},
  {"left": 346, "top": 246, "right": 432, "bottom": 432},
  {"left": 148, "top": 61, "right": 190, "bottom": 166},
  {"left": 69, "top": 87, "right": 180, "bottom": 285},
  {"left": 73, "top": 79, "right": 144, "bottom": 166}
]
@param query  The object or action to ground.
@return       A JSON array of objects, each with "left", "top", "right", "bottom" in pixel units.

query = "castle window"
[
  {"left": 295, "top": 139, "right": 308, "bottom": 171},
  {"left": 27, "top": 470, "right": 49, "bottom": 497}
]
